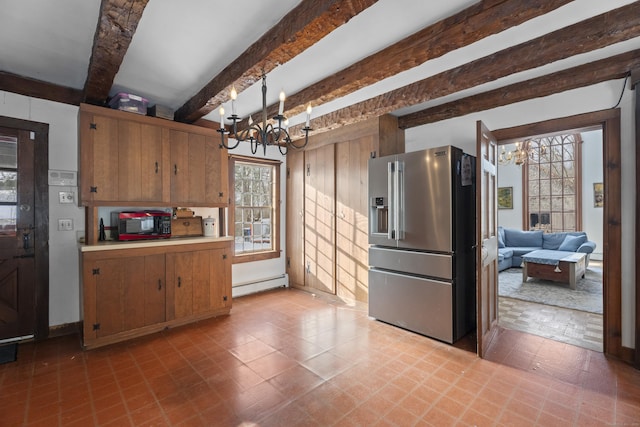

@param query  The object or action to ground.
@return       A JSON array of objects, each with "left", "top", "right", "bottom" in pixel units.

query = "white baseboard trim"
[{"left": 232, "top": 274, "right": 289, "bottom": 298}]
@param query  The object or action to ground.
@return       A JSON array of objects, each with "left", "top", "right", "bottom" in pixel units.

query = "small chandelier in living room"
[
  {"left": 498, "top": 140, "right": 546, "bottom": 166},
  {"left": 218, "top": 74, "right": 312, "bottom": 156}
]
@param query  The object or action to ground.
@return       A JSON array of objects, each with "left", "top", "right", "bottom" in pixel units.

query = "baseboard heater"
[{"left": 232, "top": 274, "right": 289, "bottom": 298}]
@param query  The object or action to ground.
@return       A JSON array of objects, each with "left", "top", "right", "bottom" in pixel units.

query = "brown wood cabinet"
[
  {"left": 286, "top": 115, "right": 404, "bottom": 303},
  {"left": 81, "top": 240, "right": 232, "bottom": 349},
  {"left": 78, "top": 104, "right": 228, "bottom": 208}
]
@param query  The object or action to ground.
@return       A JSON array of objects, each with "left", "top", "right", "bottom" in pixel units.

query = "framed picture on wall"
[
  {"left": 593, "top": 182, "right": 604, "bottom": 207},
  {"left": 498, "top": 186, "right": 513, "bottom": 209}
]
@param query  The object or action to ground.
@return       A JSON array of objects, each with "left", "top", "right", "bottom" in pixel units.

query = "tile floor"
[
  {"left": 498, "top": 297, "right": 603, "bottom": 352},
  {"left": 2, "top": 288, "right": 639, "bottom": 426}
]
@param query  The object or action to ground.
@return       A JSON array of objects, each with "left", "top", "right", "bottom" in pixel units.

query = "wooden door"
[
  {"left": 118, "top": 121, "right": 165, "bottom": 202},
  {"left": 144, "top": 253, "right": 166, "bottom": 325},
  {"left": 92, "top": 257, "right": 146, "bottom": 338},
  {"left": 204, "top": 137, "right": 228, "bottom": 206},
  {"left": 169, "top": 130, "right": 191, "bottom": 205},
  {"left": 286, "top": 149, "right": 305, "bottom": 288},
  {"left": 0, "top": 127, "right": 37, "bottom": 340},
  {"left": 208, "top": 246, "right": 232, "bottom": 310},
  {"left": 304, "top": 144, "right": 335, "bottom": 294},
  {"left": 166, "top": 251, "right": 194, "bottom": 319},
  {"left": 335, "top": 138, "right": 374, "bottom": 303},
  {"left": 79, "top": 112, "right": 119, "bottom": 203},
  {"left": 476, "top": 121, "right": 499, "bottom": 357}
]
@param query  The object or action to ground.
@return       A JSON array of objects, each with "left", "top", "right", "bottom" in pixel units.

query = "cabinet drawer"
[{"left": 171, "top": 217, "right": 203, "bottom": 237}]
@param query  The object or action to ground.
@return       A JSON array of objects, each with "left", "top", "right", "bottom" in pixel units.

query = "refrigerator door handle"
[
  {"left": 395, "top": 160, "right": 404, "bottom": 241},
  {"left": 387, "top": 161, "right": 395, "bottom": 240}
]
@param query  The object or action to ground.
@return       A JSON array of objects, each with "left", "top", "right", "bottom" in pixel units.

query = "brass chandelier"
[
  {"left": 498, "top": 140, "right": 546, "bottom": 166},
  {"left": 218, "top": 74, "right": 312, "bottom": 155}
]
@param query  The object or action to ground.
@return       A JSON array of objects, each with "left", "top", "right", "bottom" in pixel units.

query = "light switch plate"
[{"left": 58, "top": 191, "right": 74, "bottom": 204}]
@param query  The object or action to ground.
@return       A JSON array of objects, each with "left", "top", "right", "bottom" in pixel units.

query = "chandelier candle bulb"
[
  {"left": 230, "top": 87, "right": 237, "bottom": 115},
  {"left": 278, "top": 91, "right": 285, "bottom": 115},
  {"left": 219, "top": 107, "right": 225, "bottom": 129},
  {"left": 306, "top": 105, "right": 312, "bottom": 127}
]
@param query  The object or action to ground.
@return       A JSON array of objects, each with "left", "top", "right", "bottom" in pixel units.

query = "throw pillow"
[{"left": 558, "top": 234, "right": 587, "bottom": 251}]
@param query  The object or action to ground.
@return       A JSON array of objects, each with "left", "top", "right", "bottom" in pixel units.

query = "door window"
[{"left": 0, "top": 136, "right": 17, "bottom": 236}]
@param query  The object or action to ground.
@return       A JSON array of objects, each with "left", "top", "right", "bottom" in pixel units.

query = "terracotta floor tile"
[
  {"left": 245, "top": 350, "right": 298, "bottom": 380},
  {"left": 2, "top": 288, "right": 635, "bottom": 426}
]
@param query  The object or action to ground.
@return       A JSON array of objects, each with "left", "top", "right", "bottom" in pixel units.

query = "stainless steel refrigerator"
[{"left": 368, "top": 145, "right": 476, "bottom": 343}]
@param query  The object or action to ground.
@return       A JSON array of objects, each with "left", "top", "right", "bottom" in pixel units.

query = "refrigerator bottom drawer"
[{"left": 369, "top": 268, "right": 453, "bottom": 343}]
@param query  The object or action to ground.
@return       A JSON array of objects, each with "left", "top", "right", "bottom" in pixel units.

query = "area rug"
[
  {"left": 498, "top": 266, "right": 603, "bottom": 314},
  {"left": 0, "top": 343, "right": 17, "bottom": 364}
]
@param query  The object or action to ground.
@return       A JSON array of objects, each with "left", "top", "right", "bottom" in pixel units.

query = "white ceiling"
[{"left": 0, "top": 0, "right": 638, "bottom": 128}]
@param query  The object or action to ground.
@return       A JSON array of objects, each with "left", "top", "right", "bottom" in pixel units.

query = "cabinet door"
[
  {"left": 336, "top": 138, "right": 374, "bottom": 303},
  {"left": 144, "top": 253, "right": 166, "bottom": 325},
  {"left": 304, "top": 144, "right": 335, "bottom": 294},
  {"left": 205, "top": 137, "right": 228, "bottom": 206},
  {"left": 118, "top": 121, "right": 165, "bottom": 202},
  {"left": 286, "top": 149, "right": 305, "bottom": 288},
  {"left": 170, "top": 130, "right": 228, "bottom": 206},
  {"left": 89, "top": 257, "right": 145, "bottom": 338},
  {"left": 79, "top": 113, "right": 120, "bottom": 204},
  {"left": 167, "top": 251, "right": 194, "bottom": 319},
  {"left": 209, "top": 247, "right": 232, "bottom": 310}
]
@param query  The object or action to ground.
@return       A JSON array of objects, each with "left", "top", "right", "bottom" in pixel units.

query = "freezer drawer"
[
  {"left": 369, "top": 246, "right": 453, "bottom": 280},
  {"left": 369, "top": 268, "right": 453, "bottom": 343}
]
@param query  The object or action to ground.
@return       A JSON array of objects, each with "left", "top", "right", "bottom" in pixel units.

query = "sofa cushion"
[
  {"left": 498, "top": 248, "right": 513, "bottom": 258},
  {"left": 504, "top": 229, "right": 543, "bottom": 248},
  {"left": 542, "top": 231, "right": 586, "bottom": 250},
  {"left": 558, "top": 234, "right": 587, "bottom": 252},
  {"left": 542, "top": 233, "right": 567, "bottom": 250},
  {"left": 498, "top": 227, "right": 505, "bottom": 248}
]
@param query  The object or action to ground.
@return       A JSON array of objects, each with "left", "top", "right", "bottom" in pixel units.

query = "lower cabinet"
[{"left": 81, "top": 240, "right": 232, "bottom": 349}]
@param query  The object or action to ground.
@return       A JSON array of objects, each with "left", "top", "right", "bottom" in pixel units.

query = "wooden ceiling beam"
[
  {"left": 0, "top": 71, "right": 83, "bottom": 105},
  {"left": 398, "top": 50, "right": 640, "bottom": 128},
  {"left": 289, "top": 1, "right": 640, "bottom": 138},
  {"left": 174, "top": 0, "right": 379, "bottom": 123},
  {"left": 82, "top": 0, "right": 150, "bottom": 105},
  {"left": 251, "top": 0, "right": 572, "bottom": 127}
]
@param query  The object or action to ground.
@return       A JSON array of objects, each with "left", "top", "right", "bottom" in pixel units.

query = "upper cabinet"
[
  {"left": 169, "top": 130, "right": 227, "bottom": 206},
  {"left": 78, "top": 104, "right": 228, "bottom": 207}
]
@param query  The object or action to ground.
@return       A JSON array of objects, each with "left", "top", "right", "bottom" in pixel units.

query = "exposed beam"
[
  {"left": 289, "top": 1, "right": 640, "bottom": 138},
  {"left": 83, "top": 0, "right": 150, "bottom": 105},
  {"left": 0, "top": 71, "right": 83, "bottom": 105},
  {"left": 398, "top": 50, "right": 640, "bottom": 128},
  {"left": 174, "top": 0, "right": 379, "bottom": 123},
  {"left": 248, "top": 0, "right": 573, "bottom": 127}
]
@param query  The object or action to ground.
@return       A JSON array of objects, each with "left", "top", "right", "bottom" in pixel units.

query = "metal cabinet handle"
[
  {"left": 155, "top": 161, "right": 159, "bottom": 174},
  {"left": 158, "top": 279, "right": 162, "bottom": 290},
  {"left": 174, "top": 164, "right": 178, "bottom": 175},
  {"left": 178, "top": 277, "right": 182, "bottom": 287}
]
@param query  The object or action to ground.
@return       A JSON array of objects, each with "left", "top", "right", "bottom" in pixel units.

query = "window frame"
[
  {"left": 522, "top": 133, "right": 582, "bottom": 232},
  {"left": 228, "top": 154, "right": 281, "bottom": 264}
]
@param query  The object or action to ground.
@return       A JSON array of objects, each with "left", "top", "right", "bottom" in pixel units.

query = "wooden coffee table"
[{"left": 522, "top": 250, "right": 587, "bottom": 290}]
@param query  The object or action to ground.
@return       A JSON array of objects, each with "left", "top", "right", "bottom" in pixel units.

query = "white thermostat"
[{"left": 48, "top": 170, "right": 77, "bottom": 186}]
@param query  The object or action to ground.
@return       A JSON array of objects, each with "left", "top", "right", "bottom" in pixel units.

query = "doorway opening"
[
  {"left": 496, "top": 128, "right": 604, "bottom": 351},
  {"left": 486, "top": 106, "right": 625, "bottom": 361}
]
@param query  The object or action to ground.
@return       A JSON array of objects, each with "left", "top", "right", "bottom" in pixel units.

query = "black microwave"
[{"left": 110, "top": 210, "right": 171, "bottom": 241}]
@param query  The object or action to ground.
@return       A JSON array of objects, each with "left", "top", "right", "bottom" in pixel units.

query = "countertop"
[{"left": 79, "top": 236, "right": 233, "bottom": 252}]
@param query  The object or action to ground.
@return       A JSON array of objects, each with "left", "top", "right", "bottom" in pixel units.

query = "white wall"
[
  {"left": 406, "top": 79, "right": 635, "bottom": 348},
  {"left": 581, "top": 130, "right": 604, "bottom": 260},
  {"left": 496, "top": 144, "right": 523, "bottom": 229}
]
